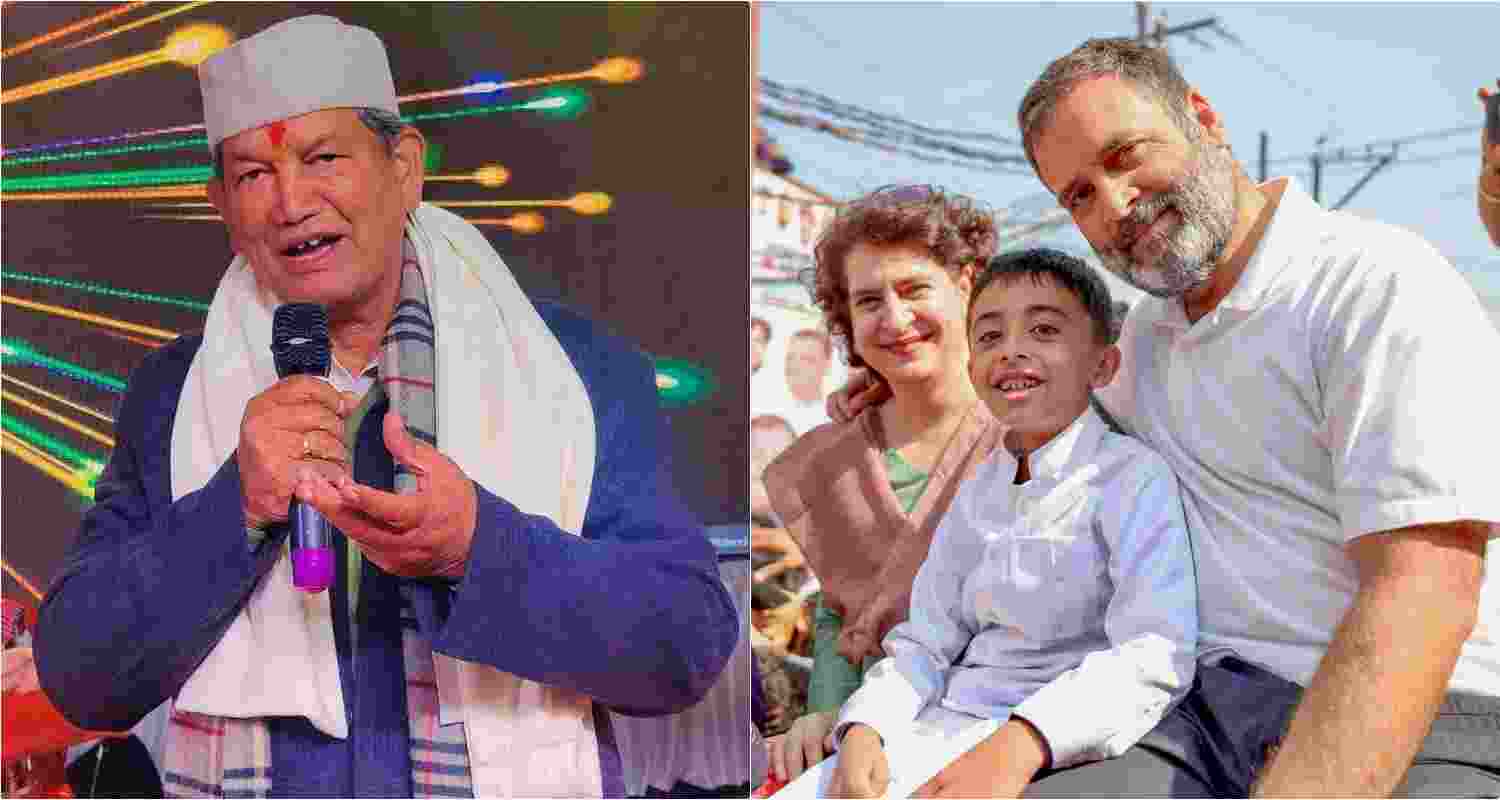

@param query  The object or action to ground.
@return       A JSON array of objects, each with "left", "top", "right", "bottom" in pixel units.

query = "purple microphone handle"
[{"left": 291, "top": 500, "right": 335, "bottom": 592}]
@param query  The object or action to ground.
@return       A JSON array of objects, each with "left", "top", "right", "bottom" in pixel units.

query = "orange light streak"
[
  {"left": 1, "top": 294, "right": 179, "bottom": 340},
  {"left": 436, "top": 192, "right": 613, "bottom": 215},
  {"left": 426, "top": 165, "right": 510, "bottom": 188},
  {"left": 96, "top": 328, "right": 166, "bottom": 349},
  {"left": 2, "top": 435, "right": 92, "bottom": 496},
  {"left": 2, "top": 375, "right": 115, "bottom": 425},
  {"left": 1, "top": 430, "right": 76, "bottom": 477},
  {"left": 1, "top": 21, "right": 229, "bottom": 104},
  {"left": 396, "top": 57, "right": 644, "bottom": 103},
  {"left": 2, "top": 48, "right": 164, "bottom": 104},
  {"left": 2, "top": 185, "right": 207, "bottom": 202},
  {"left": 61, "top": 1, "right": 215, "bottom": 52},
  {"left": 137, "top": 213, "right": 221, "bottom": 221},
  {"left": 1, "top": 559, "right": 45, "bottom": 603},
  {"left": 1, "top": 1, "right": 148, "bottom": 59},
  {"left": 1, "top": 390, "right": 115, "bottom": 447},
  {"left": 467, "top": 213, "right": 546, "bottom": 234}
]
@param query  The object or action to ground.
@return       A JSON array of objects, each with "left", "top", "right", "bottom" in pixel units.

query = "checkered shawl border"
[{"left": 162, "top": 241, "right": 473, "bottom": 797}]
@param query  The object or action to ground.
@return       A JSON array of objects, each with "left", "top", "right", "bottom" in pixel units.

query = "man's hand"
[
  {"left": 1252, "top": 521, "right": 1487, "bottom": 797},
  {"left": 296, "top": 411, "right": 477, "bottom": 579},
  {"left": 913, "top": 719, "right": 1049, "bottom": 799},
  {"left": 825, "top": 368, "right": 890, "bottom": 424},
  {"left": 829, "top": 724, "right": 890, "bottom": 799},
  {"left": 238, "top": 376, "right": 357, "bottom": 529},
  {"left": 766, "top": 709, "right": 837, "bottom": 786}
]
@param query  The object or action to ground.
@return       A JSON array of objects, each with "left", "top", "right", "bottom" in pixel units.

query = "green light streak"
[
  {"left": 403, "top": 89, "right": 589, "bottom": 124},
  {"left": 1, "top": 338, "right": 128, "bottom": 392},
  {"left": 654, "top": 357, "right": 717, "bottom": 408},
  {"left": 1, "top": 165, "right": 212, "bottom": 192},
  {"left": 0, "top": 411, "right": 105, "bottom": 474},
  {"left": 0, "top": 90, "right": 569, "bottom": 172},
  {"left": 3, "top": 270, "right": 210, "bottom": 312},
  {"left": 1, "top": 136, "right": 208, "bottom": 168}
]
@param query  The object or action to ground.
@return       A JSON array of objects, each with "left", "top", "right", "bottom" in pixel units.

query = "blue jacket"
[{"left": 35, "top": 300, "right": 739, "bottom": 796}]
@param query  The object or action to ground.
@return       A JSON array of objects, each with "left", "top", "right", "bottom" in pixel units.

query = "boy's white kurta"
[{"left": 837, "top": 406, "right": 1199, "bottom": 769}]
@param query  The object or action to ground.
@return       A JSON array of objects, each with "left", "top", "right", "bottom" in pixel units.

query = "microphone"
[{"left": 271, "top": 303, "right": 335, "bottom": 593}]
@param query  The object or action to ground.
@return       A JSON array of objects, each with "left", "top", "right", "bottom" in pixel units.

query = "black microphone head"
[{"left": 271, "top": 303, "right": 331, "bottom": 379}]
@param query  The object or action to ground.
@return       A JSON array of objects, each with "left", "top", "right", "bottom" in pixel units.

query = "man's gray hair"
[
  {"left": 1017, "top": 38, "right": 1200, "bottom": 176},
  {"left": 211, "top": 106, "right": 406, "bottom": 179}
]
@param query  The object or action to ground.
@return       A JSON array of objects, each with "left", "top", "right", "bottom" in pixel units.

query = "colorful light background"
[{"left": 1, "top": 3, "right": 751, "bottom": 600}]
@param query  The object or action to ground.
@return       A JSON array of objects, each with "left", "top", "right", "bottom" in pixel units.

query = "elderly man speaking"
[{"left": 33, "top": 15, "right": 738, "bottom": 798}]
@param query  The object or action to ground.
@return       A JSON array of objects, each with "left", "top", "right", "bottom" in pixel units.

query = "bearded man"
[{"left": 834, "top": 37, "right": 1499, "bottom": 798}]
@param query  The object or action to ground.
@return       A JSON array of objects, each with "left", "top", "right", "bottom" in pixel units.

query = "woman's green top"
[{"left": 805, "top": 448, "right": 930, "bottom": 712}]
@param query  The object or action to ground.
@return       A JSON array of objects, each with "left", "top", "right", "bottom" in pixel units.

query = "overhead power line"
[
  {"left": 757, "top": 75, "right": 1030, "bottom": 176},
  {"left": 758, "top": 105, "right": 1032, "bottom": 175},
  {"left": 759, "top": 77, "right": 1019, "bottom": 147}
]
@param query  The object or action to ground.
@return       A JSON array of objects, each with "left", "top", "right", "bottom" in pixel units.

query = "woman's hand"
[
  {"left": 766, "top": 709, "right": 837, "bottom": 785},
  {"left": 825, "top": 369, "right": 890, "bottom": 424}
]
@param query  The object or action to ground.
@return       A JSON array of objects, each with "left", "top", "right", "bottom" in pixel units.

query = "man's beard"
[{"left": 1096, "top": 137, "right": 1238, "bottom": 298}]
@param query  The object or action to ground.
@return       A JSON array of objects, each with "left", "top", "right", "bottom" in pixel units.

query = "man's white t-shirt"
[{"left": 1097, "top": 177, "right": 1500, "bottom": 697}]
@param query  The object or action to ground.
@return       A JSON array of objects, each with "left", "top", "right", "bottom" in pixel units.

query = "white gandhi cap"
[{"left": 198, "top": 15, "right": 399, "bottom": 151}]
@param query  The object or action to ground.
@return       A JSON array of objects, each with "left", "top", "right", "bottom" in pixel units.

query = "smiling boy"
[{"left": 797, "top": 248, "right": 1198, "bottom": 799}]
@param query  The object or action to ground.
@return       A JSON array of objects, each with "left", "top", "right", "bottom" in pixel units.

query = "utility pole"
[
  {"left": 1133, "top": 3, "right": 1219, "bottom": 50},
  {"left": 1259, "top": 131, "right": 1268, "bottom": 183}
]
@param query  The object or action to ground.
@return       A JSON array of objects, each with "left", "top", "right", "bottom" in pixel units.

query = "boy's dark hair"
[{"left": 970, "top": 248, "right": 1115, "bottom": 344}]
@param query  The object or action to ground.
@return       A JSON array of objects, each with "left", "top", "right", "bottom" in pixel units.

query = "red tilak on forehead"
[{"left": 267, "top": 121, "right": 286, "bottom": 148}]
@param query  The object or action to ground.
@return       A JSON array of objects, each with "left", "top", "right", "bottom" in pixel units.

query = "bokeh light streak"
[
  {"left": 3, "top": 429, "right": 76, "bottom": 476},
  {"left": 437, "top": 192, "right": 613, "bottom": 215},
  {"left": 427, "top": 164, "right": 511, "bottom": 188},
  {"left": 1, "top": 270, "right": 211, "bottom": 312},
  {"left": 2, "top": 374, "right": 115, "bottom": 425},
  {"left": 1, "top": 185, "right": 206, "bottom": 202},
  {"left": 2, "top": 88, "right": 581, "bottom": 161},
  {"left": 388, "top": 57, "right": 639, "bottom": 103},
  {"left": 0, "top": 22, "right": 230, "bottom": 105},
  {"left": 653, "top": 358, "right": 718, "bottom": 408},
  {"left": 137, "top": 213, "right": 221, "bottom": 221},
  {"left": 1, "top": 435, "right": 95, "bottom": 501},
  {"left": 3, "top": 123, "right": 205, "bottom": 158},
  {"left": 1, "top": 560, "right": 46, "bottom": 603},
  {"left": 61, "top": 1, "right": 215, "bottom": 52},
  {"left": 2, "top": 164, "right": 212, "bottom": 193},
  {"left": 2, "top": 295, "right": 180, "bottom": 341},
  {"left": 1, "top": 134, "right": 208, "bottom": 167},
  {"left": 403, "top": 90, "right": 583, "bottom": 124},
  {"left": 97, "top": 329, "right": 166, "bottom": 349},
  {"left": 2, "top": 339, "right": 128, "bottom": 393},
  {"left": 1, "top": 48, "right": 163, "bottom": 104},
  {"left": 1, "top": 412, "right": 106, "bottom": 474},
  {"left": 1, "top": 390, "right": 115, "bottom": 448},
  {"left": 467, "top": 212, "right": 546, "bottom": 234},
  {"left": 1, "top": 1, "right": 148, "bottom": 59}
]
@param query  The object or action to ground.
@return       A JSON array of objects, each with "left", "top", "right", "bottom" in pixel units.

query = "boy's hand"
[
  {"left": 913, "top": 719, "right": 1048, "bottom": 799},
  {"left": 830, "top": 724, "right": 890, "bottom": 799}
]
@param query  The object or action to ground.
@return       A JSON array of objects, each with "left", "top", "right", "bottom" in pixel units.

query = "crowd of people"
[{"left": 750, "top": 41, "right": 1500, "bottom": 800}]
